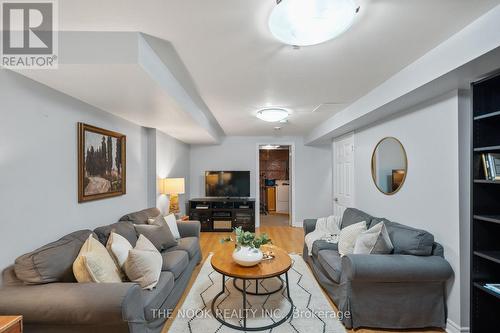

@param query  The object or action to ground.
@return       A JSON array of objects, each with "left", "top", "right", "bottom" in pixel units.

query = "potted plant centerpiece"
[{"left": 221, "top": 227, "right": 272, "bottom": 267}]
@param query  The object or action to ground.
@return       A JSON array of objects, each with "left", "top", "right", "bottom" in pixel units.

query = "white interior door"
[{"left": 333, "top": 132, "right": 355, "bottom": 218}]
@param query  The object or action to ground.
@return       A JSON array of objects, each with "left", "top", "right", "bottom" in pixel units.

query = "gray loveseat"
[
  {"left": 0, "top": 208, "right": 201, "bottom": 333},
  {"left": 303, "top": 208, "right": 453, "bottom": 330}
]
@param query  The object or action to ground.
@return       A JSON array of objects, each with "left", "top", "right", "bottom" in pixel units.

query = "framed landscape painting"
[{"left": 78, "top": 123, "right": 126, "bottom": 202}]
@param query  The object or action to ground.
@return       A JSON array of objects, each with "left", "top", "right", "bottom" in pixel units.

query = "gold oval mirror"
[{"left": 371, "top": 137, "right": 407, "bottom": 195}]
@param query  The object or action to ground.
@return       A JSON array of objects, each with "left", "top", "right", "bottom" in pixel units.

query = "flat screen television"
[{"left": 205, "top": 171, "right": 250, "bottom": 197}]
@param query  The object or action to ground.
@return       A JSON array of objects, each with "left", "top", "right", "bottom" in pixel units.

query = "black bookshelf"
[
  {"left": 471, "top": 72, "right": 500, "bottom": 332},
  {"left": 188, "top": 198, "right": 255, "bottom": 232}
]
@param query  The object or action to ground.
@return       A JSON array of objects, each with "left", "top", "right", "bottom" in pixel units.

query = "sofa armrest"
[
  {"left": 341, "top": 254, "right": 453, "bottom": 283},
  {"left": 177, "top": 221, "right": 201, "bottom": 238},
  {"left": 0, "top": 282, "right": 144, "bottom": 325},
  {"left": 303, "top": 219, "right": 318, "bottom": 235}
]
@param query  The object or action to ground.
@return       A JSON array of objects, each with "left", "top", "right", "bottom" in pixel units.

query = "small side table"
[{"left": 0, "top": 316, "right": 22, "bottom": 333}]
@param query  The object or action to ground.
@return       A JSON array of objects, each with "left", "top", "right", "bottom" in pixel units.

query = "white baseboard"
[
  {"left": 446, "top": 319, "right": 469, "bottom": 333},
  {"left": 292, "top": 220, "right": 303, "bottom": 228}
]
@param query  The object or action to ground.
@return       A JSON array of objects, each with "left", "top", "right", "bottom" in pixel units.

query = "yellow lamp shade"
[{"left": 160, "top": 178, "right": 185, "bottom": 195}]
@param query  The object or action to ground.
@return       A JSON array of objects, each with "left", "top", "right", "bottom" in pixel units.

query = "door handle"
[{"left": 334, "top": 197, "right": 339, "bottom": 202}]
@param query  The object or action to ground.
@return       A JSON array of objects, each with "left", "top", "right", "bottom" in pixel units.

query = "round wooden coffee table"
[{"left": 210, "top": 245, "right": 293, "bottom": 331}]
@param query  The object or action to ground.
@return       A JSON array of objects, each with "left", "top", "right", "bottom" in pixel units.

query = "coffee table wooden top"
[{"left": 211, "top": 244, "right": 292, "bottom": 279}]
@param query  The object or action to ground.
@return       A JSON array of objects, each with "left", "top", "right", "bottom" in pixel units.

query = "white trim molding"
[
  {"left": 255, "top": 142, "right": 296, "bottom": 229},
  {"left": 446, "top": 319, "right": 470, "bottom": 333}
]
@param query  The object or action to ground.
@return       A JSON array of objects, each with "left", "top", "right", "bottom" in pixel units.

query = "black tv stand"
[{"left": 188, "top": 198, "right": 255, "bottom": 232}]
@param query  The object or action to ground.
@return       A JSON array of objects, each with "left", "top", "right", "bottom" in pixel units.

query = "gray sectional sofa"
[
  {"left": 303, "top": 208, "right": 453, "bottom": 330},
  {"left": 0, "top": 208, "right": 201, "bottom": 333}
]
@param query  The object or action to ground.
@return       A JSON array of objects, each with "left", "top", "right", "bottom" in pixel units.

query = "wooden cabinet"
[
  {"left": 266, "top": 187, "right": 276, "bottom": 211},
  {"left": 188, "top": 198, "right": 255, "bottom": 232},
  {"left": 0, "top": 316, "right": 22, "bottom": 333}
]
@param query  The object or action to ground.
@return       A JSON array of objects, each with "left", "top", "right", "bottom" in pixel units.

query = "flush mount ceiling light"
[
  {"left": 256, "top": 108, "right": 289, "bottom": 122},
  {"left": 269, "top": 0, "right": 359, "bottom": 46}
]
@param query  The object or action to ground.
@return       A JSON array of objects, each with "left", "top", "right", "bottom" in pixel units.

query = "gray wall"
[
  {"left": 351, "top": 90, "right": 470, "bottom": 330},
  {"left": 0, "top": 70, "right": 189, "bottom": 279},
  {"left": 155, "top": 129, "right": 191, "bottom": 215},
  {"left": 190, "top": 136, "right": 333, "bottom": 227}
]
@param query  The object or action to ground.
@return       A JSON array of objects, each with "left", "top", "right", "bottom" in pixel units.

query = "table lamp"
[{"left": 161, "top": 178, "right": 185, "bottom": 214}]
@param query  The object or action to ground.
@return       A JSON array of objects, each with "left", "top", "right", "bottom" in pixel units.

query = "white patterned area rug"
[{"left": 167, "top": 254, "right": 347, "bottom": 333}]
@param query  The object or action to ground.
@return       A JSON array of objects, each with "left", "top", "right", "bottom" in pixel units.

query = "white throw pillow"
[
  {"left": 84, "top": 251, "right": 123, "bottom": 283},
  {"left": 123, "top": 235, "right": 162, "bottom": 290},
  {"left": 148, "top": 214, "right": 181, "bottom": 240},
  {"left": 164, "top": 214, "right": 181, "bottom": 239},
  {"left": 353, "top": 222, "right": 394, "bottom": 255},
  {"left": 338, "top": 221, "right": 367, "bottom": 256},
  {"left": 73, "top": 235, "right": 122, "bottom": 283},
  {"left": 107, "top": 232, "right": 133, "bottom": 268}
]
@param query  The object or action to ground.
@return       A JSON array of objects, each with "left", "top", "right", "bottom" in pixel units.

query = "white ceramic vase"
[{"left": 232, "top": 246, "right": 263, "bottom": 267}]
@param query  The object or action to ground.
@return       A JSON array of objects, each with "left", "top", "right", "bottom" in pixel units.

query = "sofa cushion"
[
  {"left": 0, "top": 282, "right": 138, "bottom": 326},
  {"left": 2, "top": 266, "right": 23, "bottom": 286},
  {"left": 311, "top": 240, "right": 339, "bottom": 258},
  {"left": 15, "top": 230, "right": 94, "bottom": 284},
  {"left": 317, "top": 250, "right": 342, "bottom": 283},
  {"left": 135, "top": 224, "right": 178, "bottom": 251},
  {"left": 165, "top": 237, "right": 200, "bottom": 259},
  {"left": 161, "top": 250, "right": 189, "bottom": 279},
  {"left": 341, "top": 208, "right": 373, "bottom": 229},
  {"left": 372, "top": 219, "right": 435, "bottom": 256},
  {"left": 143, "top": 271, "right": 175, "bottom": 321},
  {"left": 94, "top": 221, "right": 137, "bottom": 247},
  {"left": 120, "top": 208, "right": 161, "bottom": 225}
]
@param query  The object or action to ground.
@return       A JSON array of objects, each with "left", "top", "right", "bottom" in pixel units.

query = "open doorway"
[{"left": 258, "top": 144, "right": 292, "bottom": 227}]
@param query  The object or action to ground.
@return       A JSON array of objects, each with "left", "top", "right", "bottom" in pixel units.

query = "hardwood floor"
[
  {"left": 162, "top": 226, "right": 443, "bottom": 333},
  {"left": 260, "top": 213, "right": 290, "bottom": 227}
]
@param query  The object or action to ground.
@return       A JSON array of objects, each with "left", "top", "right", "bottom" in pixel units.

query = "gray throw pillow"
[
  {"left": 94, "top": 221, "right": 137, "bottom": 246},
  {"left": 134, "top": 222, "right": 178, "bottom": 251},
  {"left": 353, "top": 222, "right": 394, "bottom": 255}
]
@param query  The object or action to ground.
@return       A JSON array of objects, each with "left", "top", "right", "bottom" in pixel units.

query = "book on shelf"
[
  {"left": 481, "top": 153, "right": 500, "bottom": 180},
  {"left": 484, "top": 283, "right": 500, "bottom": 295},
  {"left": 482, "top": 154, "right": 492, "bottom": 180}
]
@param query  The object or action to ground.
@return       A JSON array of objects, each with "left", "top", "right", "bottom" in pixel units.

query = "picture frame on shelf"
[{"left": 488, "top": 153, "right": 500, "bottom": 180}]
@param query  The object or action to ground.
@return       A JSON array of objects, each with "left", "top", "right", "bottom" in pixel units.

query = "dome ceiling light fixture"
[
  {"left": 256, "top": 107, "right": 289, "bottom": 122},
  {"left": 269, "top": 0, "right": 360, "bottom": 47}
]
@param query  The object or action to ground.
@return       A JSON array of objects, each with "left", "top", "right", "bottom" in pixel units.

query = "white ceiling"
[
  {"left": 15, "top": 32, "right": 225, "bottom": 144},
  {"left": 21, "top": 64, "right": 217, "bottom": 143},
  {"left": 43, "top": 0, "right": 500, "bottom": 140}
]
